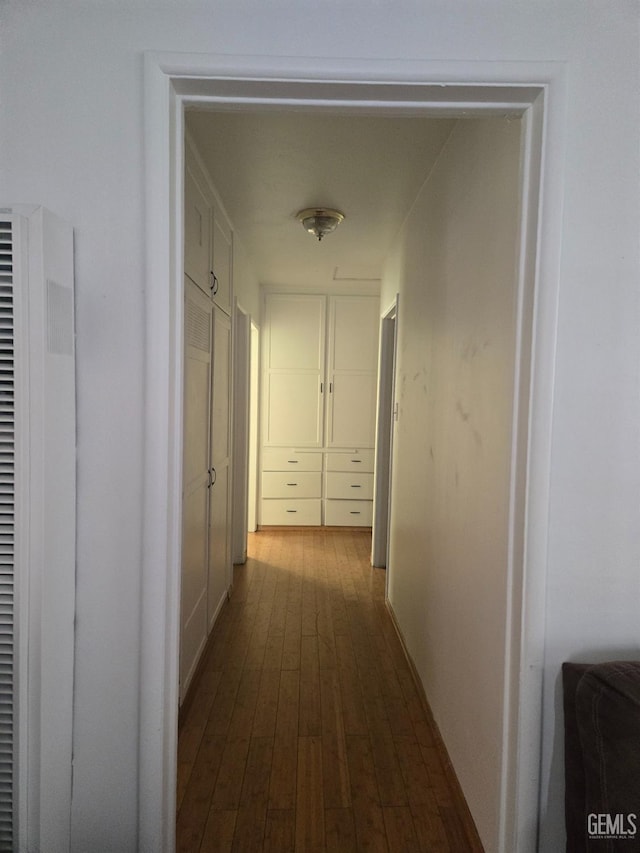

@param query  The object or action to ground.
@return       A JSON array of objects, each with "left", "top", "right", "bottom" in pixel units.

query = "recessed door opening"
[{"left": 179, "top": 106, "right": 528, "bottom": 852}]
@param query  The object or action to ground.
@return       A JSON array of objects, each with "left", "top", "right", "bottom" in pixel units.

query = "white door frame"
[
  {"left": 372, "top": 296, "right": 398, "bottom": 571},
  {"left": 231, "top": 301, "right": 250, "bottom": 565},
  {"left": 247, "top": 321, "right": 260, "bottom": 534},
  {"left": 141, "top": 52, "right": 567, "bottom": 853}
]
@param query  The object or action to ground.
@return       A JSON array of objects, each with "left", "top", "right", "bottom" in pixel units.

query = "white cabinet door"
[
  {"left": 184, "top": 166, "right": 211, "bottom": 295},
  {"left": 211, "top": 199, "right": 233, "bottom": 315},
  {"left": 329, "top": 372, "right": 377, "bottom": 448},
  {"left": 326, "top": 295, "right": 379, "bottom": 447},
  {"left": 264, "top": 294, "right": 325, "bottom": 447},
  {"left": 180, "top": 279, "right": 212, "bottom": 701},
  {"left": 208, "top": 306, "right": 232, "bottom": 630}
]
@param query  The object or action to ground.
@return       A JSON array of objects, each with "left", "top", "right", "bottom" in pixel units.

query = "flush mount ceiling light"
[{"left": 296, "top": 208, "right": 345, "bottom": 241}]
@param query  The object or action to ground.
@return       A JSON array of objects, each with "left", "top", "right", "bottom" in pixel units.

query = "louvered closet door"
[
  {"left": 180, "top": 278, "right": 212, "bottom": 702},
  {"left": 0, "top": 220, "right": 14, "bottom": 847}
]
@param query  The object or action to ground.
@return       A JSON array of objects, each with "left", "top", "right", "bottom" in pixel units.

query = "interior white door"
[
  {"left": 208, "top": 306, "right": 232, "bottom": 629},
  {"left": 180, "top": 278, "right": 212, "bottom": 701}
]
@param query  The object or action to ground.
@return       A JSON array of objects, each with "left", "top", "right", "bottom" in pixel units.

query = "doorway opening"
[{"left": 142, "top": 54, "right": 565, "bottom": 853}]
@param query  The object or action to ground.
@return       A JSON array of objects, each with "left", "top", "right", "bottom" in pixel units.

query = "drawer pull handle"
[
  {"left": 351, "top": 459, "right": 362, "bottom": 463},
  {"left": 288, "top": 460, "right": 298, "bottom": 463},
  {"left": 350, "top": 511, "right": 361, "bottom": 515},
  {"left": 286, "top": 510, "right": 297, "bottom": 513},
  {"left": 286, "top": 483, "right": 298, "bottom": 487},
  {"left": 350, "top": 484, "right": 361, "bottom": 488}
]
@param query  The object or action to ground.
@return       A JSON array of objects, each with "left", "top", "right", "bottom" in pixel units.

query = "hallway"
[{"left": 177, "top": 528, "right": 482, "bottom": 852}]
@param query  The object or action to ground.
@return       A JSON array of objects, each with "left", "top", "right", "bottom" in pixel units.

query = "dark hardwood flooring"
[{"left": 177, "top": 527, "right": 483, "bottom": 852}]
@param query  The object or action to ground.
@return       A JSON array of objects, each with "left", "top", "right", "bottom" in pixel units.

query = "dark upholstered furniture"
[{"left": 563, "top": 661, "right": 640, "bottom": 852}]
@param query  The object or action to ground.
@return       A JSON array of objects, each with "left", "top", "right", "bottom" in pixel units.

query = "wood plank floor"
[{"left": 177, "top": 528, "right": 483, "bottom": 852}]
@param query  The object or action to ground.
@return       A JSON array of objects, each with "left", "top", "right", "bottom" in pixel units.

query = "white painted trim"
[
  {"left": 500, "top": 94, "right": 548, "bottom": 853},
  {"left": 513, "top": 77, "right": 567, "bottom": 853},
  {"left": 231, "top": 303, "right": 250, "bottom": 565},
  {"left": 247, "top": 322, "right": 260, "bottom": 534},
  {"left": 141, "top": 52, "right": 567, "bottom": 853},
  {"left": 140, "top": 55, "right": 182, "bottom": 853},
  {"left": 372, "top": 297, "right": 398, "bottom": 570}
]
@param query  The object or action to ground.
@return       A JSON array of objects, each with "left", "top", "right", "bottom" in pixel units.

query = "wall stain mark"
[{"left": 456, "top": 400, "right": 483, "bottom": 448}]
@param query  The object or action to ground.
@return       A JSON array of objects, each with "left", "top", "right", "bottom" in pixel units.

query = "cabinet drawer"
[
  {"left": 261, "top": 499, "right": 321, "bottom": 526},
  {"left": 324, "top": 499, "right": 373, "bottom": 527},
  {"left": 262, "top": 471, "right": 321, "bottom": 499},
  {"left": 325, "top": 472, "right": 374, "bottom": 500},
  {"left": 325, "top": 450, "right": 374, "bottom": 472},
  {"left": 262, "top": 448, "right": 323, "bottom": 472}
]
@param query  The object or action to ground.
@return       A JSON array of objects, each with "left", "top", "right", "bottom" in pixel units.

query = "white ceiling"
[{"left": 186, "top": 109, "right": 456, "bottom": 289}]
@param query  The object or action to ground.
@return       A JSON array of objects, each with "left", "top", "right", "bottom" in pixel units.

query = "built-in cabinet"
[
  {"left": 180, "top": 141, "right": 233, "bottom": 702},
  {"left": 261, "top": 292, "right": 379, "bottom": 527},
  {"left": 184, "top": 155, "right": 233, "bottom": 315}
]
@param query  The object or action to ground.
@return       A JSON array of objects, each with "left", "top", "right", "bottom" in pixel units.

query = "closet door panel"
[
  {"left": 184, "top": 167, "right": 211, "bottom": 294},
  {"left": 183, "top": 359, "right": 210, "bottom": 486},
  {"left": 211, "top": 309, "right": 231, "bottom": 463},
  {"left": 181, "top": 278, "right": 212, "bottom": 700},
  {"left": 267, "top": 294, "right": 325, "bottom": 370},
  {"left": 326, "top": 295, "right": 379, "bottom": 449},
  {"left": 330, "top": 296, "right": 379, "bottom": 371},
  {"left": 266, "top": 373, "right": 323, "bottom": 446},
  {"left": 328, "top": 372, "right": 377, "bottom": 448},
  {"left": 264, "top": 294, "right": 325, "bottom": 448},
  {"left": 208, "top": 463, "right": 230, "bottom": 629},
  {"left": 181, "top": 490, "right": 208, "bottom": 637},
  {"left": 208, "top": 307, "right": 232, "bottom": 629}
]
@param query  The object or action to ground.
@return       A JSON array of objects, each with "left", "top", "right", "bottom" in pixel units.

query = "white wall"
[
  {"left": 382, "top": 117, "right": 522, "bottom": 850},
  {"left": 231, "top": 237, "right": 260, "bottom": 324},
  {"left": 1, "top": 2, "right": 638, "bottom": 851}
]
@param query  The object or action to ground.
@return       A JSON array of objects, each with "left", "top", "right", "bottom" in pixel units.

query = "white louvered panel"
[
  {"left": 185, "top": 292, "right": 211, "bottom": 353},
  {"left": 0, "top": 206, "right": 76, "bottom": 851},
  {"left": 0, "top": 219, "right": 13, "bottom": 849}
]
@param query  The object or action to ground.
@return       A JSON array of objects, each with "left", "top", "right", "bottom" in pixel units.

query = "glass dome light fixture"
[{"left": 296, "top": 208, "right": 345, "bottom": 241}]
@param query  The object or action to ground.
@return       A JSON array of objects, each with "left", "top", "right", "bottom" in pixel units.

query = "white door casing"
[
  {"left": 142, "top": 53, "right": 567, "bottom": 853},
  {"left": 231, "top": 305, "right": 251, "bottom": 564},
  {"left": 372, "top": 297, "right": 398, "bottom": 570}
]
